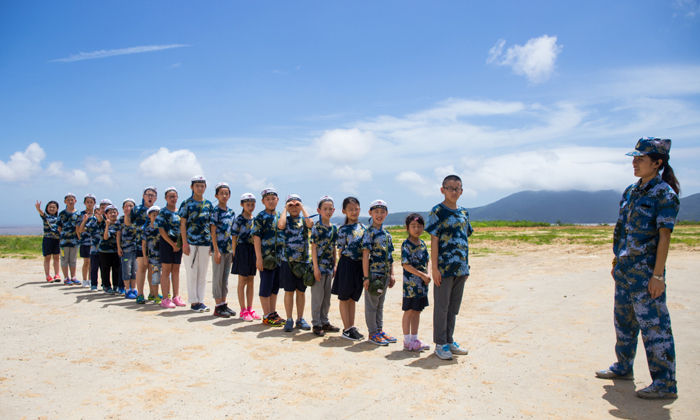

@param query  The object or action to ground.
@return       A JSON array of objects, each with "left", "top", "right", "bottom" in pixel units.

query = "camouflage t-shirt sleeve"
[{"left": 656, "top": 191, "right": 680, "bottom": 231}]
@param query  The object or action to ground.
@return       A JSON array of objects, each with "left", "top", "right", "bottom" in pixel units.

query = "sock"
[
  {"left": 411, "top": 334, "right": 417, "bottom": 342},
  {"left": 404, "top": 334, "right": 411, "bottom": 343}
]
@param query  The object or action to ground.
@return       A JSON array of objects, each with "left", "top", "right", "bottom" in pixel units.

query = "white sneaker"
[
  {"left": 82, "top": 280, "right": 90, "bottom": 288},
  {"left": 448, "top": 342, "right": 469, "bottom": 355},
  {"left": 434, "top": 344, "right": 453, "bottom": 360}
]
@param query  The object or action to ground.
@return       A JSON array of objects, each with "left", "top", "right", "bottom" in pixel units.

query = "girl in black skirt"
[
  {"left": 400, "top": 213, "right": 431, "bottom": 352},
  {"left": 231, "top": 193, "right": 259, "bottom": 321}
]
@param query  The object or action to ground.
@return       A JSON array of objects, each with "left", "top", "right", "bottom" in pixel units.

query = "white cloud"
[
  {"left": 85, "top": 157, "right": 114, "bottom": 173},
  {"left": 0, "top": 143, "right": 45, "bottom": 182},
  {"left": 673, "top": 0, "right": 700, "bottom": 17},
  {"left": 315, "top": 128, "right": 376, "bottom": 163},
  {"left": 241, "top": 173, "right": 270, "bottom": 192},
  {"left": 487, "top": 35, "right": 562, "bottom": 83},
  {"left": 395, "top": 171, "right": 440, "bottom": 198},
  {"left": 45, "top": 161, "right": 90, "bottom": 186},
  {"left": 330, "top": 165, "right": 372, "bottom": 194},
  {"left": 93, "top": 174, "right": 116, "bottom": 188},
  {"left": 138, "top": 147, "right": 203, "bottom": 182},
  {"left": 50, "top": 44, "right": 189, "bottom": 63}
]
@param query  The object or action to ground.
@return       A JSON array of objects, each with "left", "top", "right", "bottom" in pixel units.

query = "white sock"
[
  {"left": 410, "top": 334, "right": 417, "bottom": 342},
  {"left": 404, "top": 334, "right": 411, "bottom": 342}
]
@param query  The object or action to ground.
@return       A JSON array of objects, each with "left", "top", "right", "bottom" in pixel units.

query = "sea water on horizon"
[{"left": 0, "top": 226, "right": 43, "bottom": 236}]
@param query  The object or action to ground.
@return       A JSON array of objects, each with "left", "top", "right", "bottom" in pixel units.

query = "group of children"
[{"left": 36, "top": 174, "right": 473, "bottom": 360}]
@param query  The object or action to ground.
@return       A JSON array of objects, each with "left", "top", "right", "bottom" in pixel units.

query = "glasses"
[
  {"left": 444, "top": 187, "right": 462, "bottom": 193},
  {"left": 144, "top": 194, "right": 156, "bottom": 198}
]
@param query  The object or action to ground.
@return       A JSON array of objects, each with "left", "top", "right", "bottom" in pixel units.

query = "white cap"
[
  {"left": 122, "top": 198, "right": 136, "bottom": 206},
  {"left": 191, "top": 175, "right": 207, "bottom": 184},
  {"left": 261, "top": 187, "right": 277, "bottom": 198},
  {"left": 65, "top": 193, "right": 76, "bottom": 199},
  {"left": 370, "top": 199, "right": 388, "bottom": 211},
  {"left": 317, "top": 195, "right": 334, "bottom": 208},
  {"left": 240, "top": 193, "right": 256, "bottom": 203},
  {"left": 143, "top": 186, "right": 157, "bottom": 195},
  {"left": 286, "top": 194, "right": 302, "bottom": 204},
  {"left": 104, "top": 205, "right": 119, "bottom": 213},
  {"left": 100, "top": 199, "right": 113, "bottom": 205},
  {"left": 84, "top": 193, "right": 96, "bottom": 201},
  {"left": 215, "top": 182, "right": 230, "bottom": 193},
  {"left": 164, "top": 187, "right": 178, "bottom": 196},
  {"left": 147, "top": 205, "right": 161, "bottom": 214}
]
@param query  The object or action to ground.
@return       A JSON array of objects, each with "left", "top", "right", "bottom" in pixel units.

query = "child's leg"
[
  {"left": 147, "top": 268, "right": 156, "bottom": 296},
  {"left": 61, "top": 248, "right": 69, "bottom": 279},
  {"left": 295, "top": 289, "right": 305, "bottom": 321},
  {"left": 52, "top": 254, "right": 60, "bottom": 277},
  {"left": 111, "top": 254, "right": 121, "bottom": 290},
  {"left": 375, "top": 285, "right": 388, "bottom": 333},
  {"left": 245, "top": 277, "right": 254, "bottom": 308},
  {"left": 69, "top": 247, "right": 78, "bottom": 278},
  {"left": 446, "top": 276, "right": 467, "bottom": 344},
  {"left": 284, "top": 291, "right": 295, "bottom": 320},
  {"left": 211, "top": 255, "right": 224, "bottom": 306},
  {"left": 260, "top": 296, "right": 270, "bottom": 316},
  {"left": 311, "top": 277, "right": 323, "bottom": 327},
  {"left": 43, "top": 255, "right": 51, "bottom": 277},
  {"left": 339, "top": 299, "right": 356, "bottom": 330},
  {"left": 160, "top": 264, "right": 172, "bottom": 297},
  {"left": 98, "top": 253, "right": 111, "bottom": 289},
  {"left": 402, "top": 310, "right": 413, "bottom": 336},
  {"left": 136, "top": 255, "right": 147, "bottom": 296},
  {"left": 269, "top": 293, "right": 277, "bottom": 313},
  {"left": 364, "top": 289, "right": 381, "bottom": 336},
  {"left": 237, "top": 275, "right": 247, "bottom": 310},
  {"left": 171, "top": 264, "right": 181, "bottom": 296},
  {"left": 321, "top": 274, "right": 332, "bottom": 326},
  {"left": 82, "top": 257, "right": 90, "bottom": 281},
  {"left": 90, "top": 254, "right": 100, "bottom": 287},
  {"left": 411, "top": 310, "right": 420, "bottom": 336}
]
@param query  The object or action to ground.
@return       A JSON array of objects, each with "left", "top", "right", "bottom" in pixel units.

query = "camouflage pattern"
[
  {"left": 231, "top": 214, "right": 255, "bottom": 245},
  {"left": 40, "top": 213, "right": 60, "bottom": 239},
  {"left": 155, "top": 208, "right": 182, "bottom": 239},
  {"left": 118, "top": 215, "right": 139, "bottom": 253},
  {"left": 142, "top": 222, "right": 161, "bottom": 265},
  {"left": 425, "top": 204, "right": 473, "bottom": 277},
  {"left": 401, "top": 238, "right": 429, "bottom": 299},
  {"left": 361, "top": 224, "right": 394, "bottom": 275},
  {"left": 625, "top": 137, "right": 672, "bottom": 157},
  {"left": 57, "top": 210, "right": 82, "bottom": 248},
  {"left": 85, "top": 216, "right": 104, "bottom": 255},
  {"left": 130, "top": 204, "right": 149, "bottom": 251},
  {"left": 281, "top": 215, "right": 309, "bottom": 263},
  {"left": 310, "top": 221, "right": 337, "bottom": 275},
  {"left": 98, "top": 220, "right": 121, "bottom": 253},
  {"left": 77, "top": 210, "right": 93, "bottom": 246},
  {"left": 178, "top": 198, "right": 214, "bottom": 246},
  {"left": 609, "top": 174, "right": 680, "bottom": 394},
  {"left": 252, "top": 210, "right": 284, "bottom": 262},
  {"left": 337, "top": 223, "right": 366, "bottom": 261},
  {"left": 210, "top": 206, "right": 235, "bottom": 254}
]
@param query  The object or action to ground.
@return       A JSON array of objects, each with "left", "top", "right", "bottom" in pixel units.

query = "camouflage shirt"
[
  {"left": 85, "top": 216, "right": 104, "bottom": 255},
  {"left": 119, "top": 215, "right": 138, "bottom": 253},
  {"left": 231, "top": 214, "right": 255, "bottom": 246},
  {"left": 337, "top": 223, "right": 366, "bottom": 261},
  {"left": 98, "top": 220, "right": 121, "bottom": 253},
  {"left": 178, "top": 198, "right": 214, "bottom": 247},
  {"left": 78, "top": 210, "right": 93, "bottom": 246},
  {"left": 57, "top": 209, "right": 82, "bottom": 248},
  {"left": 401, "top": 238, "right": 429, "bottom": 298},
  {"left": 41, "top": 213, "right": 60, "bottom": 239},
  {"left": 310, "top": 221, "right": 337, "bottom": 275},
  {"left": 252, "top": 210, "right": 284, "bottom": 262},
  {"left": 155, "top": 208, "right": 182, "bottom": 240},
  {"left": 281, "top": 215, "right": 309, "bottom": 263},
  {"left": 210, "top": 206, "right": 235, "bottom": 253},
  {"left": 361, "top": 224, "right": 394, "bottom": 275},
  {"left": 130, "top": 204, "right": 149, "bottom": 251},
  {"left": 142, "top": 222, "right": 161, "bottom": 265},
  {"left": 425, "top": 203, "right": 473, "bottom": 277}
]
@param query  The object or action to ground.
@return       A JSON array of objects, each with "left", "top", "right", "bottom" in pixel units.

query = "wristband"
[
  {"left": 651, "top": 275, "right": 665, "bottom": 283},
  {"left": 363, "top": 276, "right": 370, "bottom": 281}
]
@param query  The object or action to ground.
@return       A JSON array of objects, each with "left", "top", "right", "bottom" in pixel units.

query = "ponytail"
[{"left": 649, "top": 153, "right": 681, "bottom": 195}]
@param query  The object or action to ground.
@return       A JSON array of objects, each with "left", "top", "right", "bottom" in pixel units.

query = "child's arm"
[
  {"left": 362, "top": 249, "right": 371, "bottom": 290},
  {"left": 160, "top": 228, "right": 178, "bottom": 249},
  {"left": 403, "top": 264, "right": 431, "bottom": 284},
  {"left": 35, "top": 201, "right": 45, "bottom": 217},
  {"left": 211, "top": 223, "right": 221, "bottom": 264},
  {"left": 311, "top": 242, "right": 321, "bottom": 281},
  {"left": 77, "top": 213, "right": 89, "bottom": 237},
  {"left": 301, "top": 206, "right": 313, "bottom": 228},
  {"left": 277, "top": 206, "right": 288, "bottom": 229},
  {"left": 387, "top": 239, "right": 395, "bottom": 288},
  {"left": 103, "top": 219, "right": 111, "bottom": 241},
  {"left": 253, "top": 236, "right": 263, "bottom": 271},
  {"left": 430, "top": 234, "right": 441, "bottom": 286},
  {"left": 116, "top": 230, "right": 123, "bottom": 256},
  {"left": 142, "top": 238, "right": 148, "bottom": 260},
  {"left": 231, "top": 235, "right": 238, "bottom": 259}
]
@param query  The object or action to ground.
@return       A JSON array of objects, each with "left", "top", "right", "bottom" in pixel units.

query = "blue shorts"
[
  {"left": 159, "top": 237, "right": 182, "bottom": 265},
  {"left": 258, "top": 266, "right": 280, "bottom": 298},
  {"left": 79, "top": 244, "right": 91, "bottom": 258},
  {"left": 42, "top": 237, "right": 60, "bottom": 257},
  {"left": 280, "top": 261, "right": 306, "bottom": 293}
]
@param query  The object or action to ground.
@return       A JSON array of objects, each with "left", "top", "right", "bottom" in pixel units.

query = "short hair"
[
  {"left": 442, "top": 175, "right": 462, "bottom": 187},
  {"left": 405, "top": 213, "right": 425, "bottom": 228}
]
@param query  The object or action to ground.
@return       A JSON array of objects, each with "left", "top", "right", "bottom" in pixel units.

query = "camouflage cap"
[{"left": 626, "top": 137, "right": 672, "bottom": 157}]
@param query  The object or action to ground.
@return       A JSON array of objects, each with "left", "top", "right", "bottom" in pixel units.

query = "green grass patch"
[
  {"left": 471, "top": 220, "right": 551, "bottom": 227},
  {"left": 0, "top": 235, "right": 43, "bottom": 257}
]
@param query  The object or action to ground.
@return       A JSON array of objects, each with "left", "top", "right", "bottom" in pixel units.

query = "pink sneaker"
[
  {"left": 415, "top": 339, "right": 430, "bottom": 351},
  {"left": 160, "top": 298, "right": 176, "bottom": 308},
  {"left": 239, "top": 309, "right": 253, "bottom": 322},
  {"left": 172, "top": 296, "right": 186, "bottom": 307},
  {"left": 247, "top": 307, "right": 261, "bottom": 320}
]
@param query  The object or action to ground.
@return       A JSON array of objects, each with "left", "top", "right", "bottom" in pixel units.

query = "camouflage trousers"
[{"left": 610, "top": 276, "right": 677, "bottom": 393}]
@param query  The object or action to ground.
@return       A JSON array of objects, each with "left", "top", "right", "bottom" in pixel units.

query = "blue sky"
[{"left": 1, "top": 1, "right": 699, "bottom": 224}]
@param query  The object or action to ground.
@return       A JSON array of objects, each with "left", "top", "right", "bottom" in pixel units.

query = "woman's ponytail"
[{"left": 649, "top": 153, "right": 681, "bottom": 195}]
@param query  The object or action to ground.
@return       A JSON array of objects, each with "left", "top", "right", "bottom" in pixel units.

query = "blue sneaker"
[
  {"left": 191, "top": 303, "right": 201, "bottom": 312},
  {"left": 117, "top": 287, "right": 126, "bottom": 295},
  {"left": 199, "top": 303, "right": 210, "bottom": 312},
  {"left": 106, "top": 287, "right": 116, "bottom": 295},
  {"left": 136, "top": 294, "right": 146, "bottom": 304},
  {"left": 295, "top": 318, "right": 311, "bottom": 331},
  {"left": 90, "top": 286, "right": 97, "bottom": 291},
  {"left": 284, "top": 318, "right": 294, "bottom": 332},
  {"left": 434, "top": 344, "right": 453, "bottom": 360}
]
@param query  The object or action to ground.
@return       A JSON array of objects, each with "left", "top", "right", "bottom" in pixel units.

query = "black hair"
[
  {"left": 84, "top": 196, "right": 95, "bottom": 204},
  {"left": 648, "top": 153, "right": 681, "bottom": 195},
  {"left": 45, "top": 201, "right": 59, "bottom": 216},
  {"left": 342, "top": 196, "right": 360, "bottom": 225},
  {"left": 405, "top": 213, "right": 425, "bottom": 229},
  {"left": 215, "top": 185, "right": 230, "bottom": 195},
  {"left": 442, "top": 174, "right": 462, "bottom": 187}
]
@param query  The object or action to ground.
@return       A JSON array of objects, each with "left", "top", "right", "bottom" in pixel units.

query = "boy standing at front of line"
[
  {"left": 180, "top": 175, "right": 214, "bottom": 312},
  {"left": 57, "top": 193, "right": 82, "bottom": 285},
  {"left": 425, "top": 175, "right": 473, "bottom": 360}
]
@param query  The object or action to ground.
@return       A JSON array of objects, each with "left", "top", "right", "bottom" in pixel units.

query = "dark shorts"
[
  {"left": 280, "top": 261, "right": 307, "bottom": 293},
  {"left": 79, "top": 244, "right": 91, "bottom": 258},
  {"left": 231, "top": 243, "right": 256, "bottom": 276},
  {"left": 42, "top": 237, "right": 60, "bottom": 257},
  {"left": 331, "top": 256, "right": 363, "bottom": 302},
  {"left": 259, "top": 266, "right": 280, "bottom": 298},
  {"left": 159, "top": 237, "right": 182, "bottom": 265},
  {"left": 402, "top": 296, "right": 429, "bottom": 312},
  {"left": 136, "top": 248, "right": 143, "bottom": 258}
]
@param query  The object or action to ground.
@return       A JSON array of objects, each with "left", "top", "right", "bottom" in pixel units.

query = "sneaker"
[
  {"left": 64, "top": 278, "right": 71, "bottom": 285},
  {"left": 342, "top": 327, "right": 363, "bottom": 341},
  {"left": 416, "top": 339, "right": 430, "bottom": 351},
  {"left": 160, "top": 298, "right": 176, "bottom": 308},
  {"left": 247, "top": 308, "right": 261, "bottom": 320},
  {"left": 434, "top": 344, "right": 453, "bottom": 360},
  {"left": 147, "top": 294, "right": 155, "bottom": 301},
  {"left": 380, "top": 331, "right": 397, "bottom": 343},
  {"left": 448, "top": 342, "right": 468, "bottom": 355},
  {"left": 200, "top": 304, "right": 210, "bottom": 312},
  {"left": 172, "top": 296, "right": 186, "bottom": 307},
  {"left": 222, "top": 305, "right": 236, "bottom": 317},
  {"left": 103, "top": 287, "right": 115, "bottom": 294},
  {"left": 46, "top": 275, "right": 53, "bottom": 282},
  {"left": 636, "top": 384, "right": 678, "bottom": 400},
  {"left": 263, "top": 314, "right": 283, "bottom": 327},
  {"left": 296, "top": 318, "right": 311, "bottom": 331},
  {"left": 154, "top": 295, "right": 162, "bottom": 305},
  {"left": 214, "top": 305, "right": 230, "bottom": 318},
  {"left": 404, "top": 340, "right": 420, "bottom": 352},
  {"left": 117, "top": 287, "right": 126, "bottom": 295},
  {"left": 53, "top": 275, "right": 61, "bottom": 282},
  {"left": 90, "top": 286, "right": 97, "bottom": 291},
  {"left": 595, "top": 369, "right": 634, "bottom": 380},
  {"left": 82, "top": 280, "right": 90, "bottom": 288},
  {"left": 322, "top": 323, "right": 340, "bottom": 333},
  {"left": 369, "top": 333, "right": 389, "bottom": 346},
  {"left": 136, "top": 294, "right": 146, "bottom": 304},
  {"left": 72, "top": 277, "right": 79, "bottom": 285},
  {"left": 240, "top": 310, "right": 253, "bottom": 322},
  {"left": 168, "top": 293, "right": 172, "bottom": 299},
  {"left": 284, "top": 318, "right": 294, "bottom": 332},
  {"left": 191, "top": 303, "right": 201, "bottom": 312},
  {"left": 313, "top": 326, "right": 325, "bottom": 336}
]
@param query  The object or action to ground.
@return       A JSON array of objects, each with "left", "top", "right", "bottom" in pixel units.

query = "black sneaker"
[
  {"left": 214, "top": 305, "right": 230, "bottom": 318},
  {"left": 313, "top": 326, "right": 325, "bottom": 337},
  {"left": 342, "top": 327, "right": 363, "bottom": 341},
  {"left": 222, "top": 304, "right": 236, "bottom": 317}
]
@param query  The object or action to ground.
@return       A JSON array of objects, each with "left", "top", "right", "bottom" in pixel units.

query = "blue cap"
[{"left": 626, "top": 137, "right": 671, "bottom": 156}]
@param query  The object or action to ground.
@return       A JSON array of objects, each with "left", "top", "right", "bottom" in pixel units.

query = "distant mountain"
[
  {"left": 328, "top": 190, "right": 700, "bottom": 225},
  {"left": 679, "top": 192, "right": 700, "bottom": 221}
]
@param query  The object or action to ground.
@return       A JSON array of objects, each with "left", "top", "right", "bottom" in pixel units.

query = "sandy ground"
[{"left": 1, "top": 245, "right": 698, "bottom": 420}]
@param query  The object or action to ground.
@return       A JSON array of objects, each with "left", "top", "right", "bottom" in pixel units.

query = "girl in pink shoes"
[
  {"left": 36, "top": 200, "right": 61, "bottom": 282},
  {"left": 401, "top": 213, "right": 431, "bottom": 352},
  {"left": 231, "top": 193, "right": 260, "bottom": 321},
  {"left": 155, "top": 187, "right": 185, "bottom": 309}
]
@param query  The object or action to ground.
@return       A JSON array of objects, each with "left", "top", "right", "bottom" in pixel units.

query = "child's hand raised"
[{"left": 35, "top": 201, "right": 42, "bottom": 212}]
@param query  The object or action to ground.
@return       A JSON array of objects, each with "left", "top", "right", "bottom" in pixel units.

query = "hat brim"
[{"left": 625, "top": 151, "right": 644, "bottom": 156}]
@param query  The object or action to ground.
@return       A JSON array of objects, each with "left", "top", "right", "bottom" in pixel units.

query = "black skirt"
[
  {"left": 402, "top": 296, "right": 429, "bottom": 312},
  {"left": 331, "top": 256, "right": 364, "bottom": 302},
  {"left": 231, "top": 243, "right": 256, "bottom": 276}
]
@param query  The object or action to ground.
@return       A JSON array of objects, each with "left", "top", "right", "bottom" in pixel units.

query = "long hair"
[
  {"left": 45, "top": 200, "right": 59, "bottom": 216},
  {"left": 342, "top": 196, "right": 360, "bottom": 225},
  {"left": 648, "top": 153, "right": 681, "bottom": 195}
]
